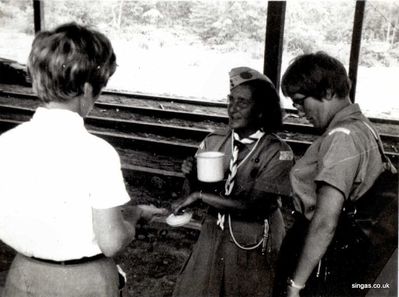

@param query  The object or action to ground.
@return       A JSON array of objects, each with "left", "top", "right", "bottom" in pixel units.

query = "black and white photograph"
[{"left": 0, "top": 1, "right": 397, "bottom": 296}]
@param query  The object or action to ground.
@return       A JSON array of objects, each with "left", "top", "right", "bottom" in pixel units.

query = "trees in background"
[
  {"left": 362, "top": 1, "right": 399, "bottom": 66},
  {"left": 0, "top": 0, "right": 397, "bottom": 67},
  {"left": 0, "top": 0, "right": 33, "bottom": 33}
]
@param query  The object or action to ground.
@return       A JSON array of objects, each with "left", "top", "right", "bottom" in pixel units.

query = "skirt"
[
  {"left": 3, "top": 253, "right": 120, "bottom": 297},
  {"left": 173, "top": 209, "right": 285, "bottom": 297}
]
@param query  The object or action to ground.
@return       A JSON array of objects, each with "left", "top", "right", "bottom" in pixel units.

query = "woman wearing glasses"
[
  {"left": 275, "top": 52, "right": 395, "bottom": 297},
  {"left": 172, "top": 67, "right": 294, "bottom": 297}
]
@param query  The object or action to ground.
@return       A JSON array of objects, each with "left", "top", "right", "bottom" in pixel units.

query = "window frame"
[{"left": 31, "top": 0, "right": 367, "bottom": 105}]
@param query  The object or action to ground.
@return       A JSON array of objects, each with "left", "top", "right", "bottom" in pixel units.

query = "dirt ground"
[{"left": 116, "top": 223, "right": 199, "bottom": 297}]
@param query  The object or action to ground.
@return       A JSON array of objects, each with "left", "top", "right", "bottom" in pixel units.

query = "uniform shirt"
[
  {"left": 0, "top": 108, "right": 130, "bottom": 261},
  {"left": 290, "top": 104, "right": 383, "bottom": 220},
  {"left": 199, "top": 129, "right": 294, "bottom": 202},
  {"left": 172, "top": 129, "right": 293, "bottom": 297}
]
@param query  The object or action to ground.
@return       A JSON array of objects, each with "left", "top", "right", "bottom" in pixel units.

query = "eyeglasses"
[
  {"left": 291, "top": 96, "right": 310, "bottom": 109},
  {"left": 227, "top": 94, "right": 253, "bottom": 109}
]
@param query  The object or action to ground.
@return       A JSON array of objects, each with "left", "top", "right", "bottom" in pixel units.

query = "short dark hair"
[
  {"left": 281, "top": 51, "right": 351, "bottom": 100},
  {"left": 28, "top": 22, "right": 117, "bottom": 103},
  {"left": 245, "top": 79, "right": 283, "bottom": 133}
]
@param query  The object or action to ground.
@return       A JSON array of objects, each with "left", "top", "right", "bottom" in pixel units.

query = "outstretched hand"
[
  {"left": 138, "top": 204, "right": 169, "bottom": 222},
  {"left": 122, "top": 204, "right": 168, "bottom": 223},
  {"left": 172, "top": 191, "right": 202, "bottom": 215}
]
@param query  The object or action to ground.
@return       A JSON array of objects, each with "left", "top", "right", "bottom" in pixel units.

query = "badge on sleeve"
[{"left": 279, "top": 151, "right": 293, "bottom": 161}]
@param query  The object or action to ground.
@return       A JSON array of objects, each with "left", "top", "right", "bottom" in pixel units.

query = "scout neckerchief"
[{"left": 216, "top": 129, "right": 264, "bottom": 230}]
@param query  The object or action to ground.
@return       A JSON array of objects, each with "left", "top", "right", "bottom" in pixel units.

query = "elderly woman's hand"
[
  {"left": 181, "top": 157, "right": 195, "bottom": 176},
  {"left": 172, "top": 191, "right": 202, "bottom": 214}
]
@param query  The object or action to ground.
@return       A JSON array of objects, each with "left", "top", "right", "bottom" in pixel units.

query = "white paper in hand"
[{"left": 166, "top": 212, "right": 193, "bottom": 227}]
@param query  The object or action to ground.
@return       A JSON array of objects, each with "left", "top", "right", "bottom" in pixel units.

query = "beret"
[{"left": 229, "top": 66, "right": 273, "bottom": 90}]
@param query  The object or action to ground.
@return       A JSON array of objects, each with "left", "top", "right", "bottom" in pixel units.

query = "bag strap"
[
  {"left": 342, "top": 120, "right": 397, "bottom": 219},
  {"left": 360, "top": 120, "right": 397, "bottom": 174}
]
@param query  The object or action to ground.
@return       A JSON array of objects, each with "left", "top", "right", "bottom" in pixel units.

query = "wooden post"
[
  {"left": 264, "top": 1, "right": 286, "bottom": 90},
  {"left": 349, "top": 1, "right": 366, "bottom": 103},
  {"left": 33, "top": 0, "right": 44, "bottom": 33}
]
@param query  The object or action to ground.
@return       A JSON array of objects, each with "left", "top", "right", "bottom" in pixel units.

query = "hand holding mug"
[{"left": 181, "top": 156, "right": 195, "bottom": 176}]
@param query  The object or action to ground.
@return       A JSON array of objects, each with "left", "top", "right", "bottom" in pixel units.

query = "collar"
[
  {"left": 32, "top": 107, "right": 85, "bottom": 129},
  {"left": 233, "top": 130, "right": 265, "bottom": 144},
  {"left": 326, "top": 103, "right": 363, "bottom": 131}
]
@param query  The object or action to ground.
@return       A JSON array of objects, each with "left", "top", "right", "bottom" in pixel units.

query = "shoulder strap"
[{"left": 360, "top": 120, "right": 397, "bottom": 174}]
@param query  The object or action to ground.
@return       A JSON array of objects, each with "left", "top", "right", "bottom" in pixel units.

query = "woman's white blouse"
[{"left": 0, "top": 107, "right": 130, "bottom": 261}]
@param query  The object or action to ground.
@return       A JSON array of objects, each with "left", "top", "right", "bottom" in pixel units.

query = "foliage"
[
  {"left": 0, "top": 0, "right": 33, "bottom": 34},
  {"left": 0, "top": 0, "right": 397, "bottom": 67},
  {"left": 188, "top": 2, "right": 266, "bottom": 45}
]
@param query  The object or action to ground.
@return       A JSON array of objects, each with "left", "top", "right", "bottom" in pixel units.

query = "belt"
[
  {"left": 208, "top": 206, "right": 276, "bottom": 223},
  {"left": 31, "top": 254, "right": 105, "bottom": 265}
]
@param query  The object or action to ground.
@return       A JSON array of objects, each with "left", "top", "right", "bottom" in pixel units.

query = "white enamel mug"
[{"left": 196, "top": 151, "right": 225, "bottom": 182}]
